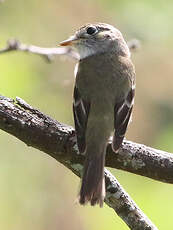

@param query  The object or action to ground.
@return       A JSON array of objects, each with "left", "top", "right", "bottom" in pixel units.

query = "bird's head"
[{"left": 59, "top": 23, "right": 130, "bottom": 59}]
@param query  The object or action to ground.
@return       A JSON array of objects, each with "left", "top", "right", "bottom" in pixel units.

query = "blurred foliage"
[{"left": 0, "top": 0, "right": 173, "bottom": 229}]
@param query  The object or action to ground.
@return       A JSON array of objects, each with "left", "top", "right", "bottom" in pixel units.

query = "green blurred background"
[{"left": 0, "top": 0, "right": 173, "bottom": 229}]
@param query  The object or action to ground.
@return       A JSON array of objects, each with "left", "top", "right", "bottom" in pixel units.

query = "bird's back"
[{"left": 76, "top": 52, "right": 134, "bottom": 105}]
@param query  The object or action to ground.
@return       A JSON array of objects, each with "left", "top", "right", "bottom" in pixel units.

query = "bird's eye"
[{"left": 86, "top": 26, "right": 97, "bottom": 35}]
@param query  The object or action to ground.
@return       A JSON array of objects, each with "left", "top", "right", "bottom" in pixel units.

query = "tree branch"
[
  {"left": 0, "top": 38, "right": 140, "bottom": 61},
  {"left": 106, "top": 140, "right": 173, "bottom": 184},
  {"left": 0, "top": 39, "right": 79, "bottom": 61},
  {"left": 0, "top": 95, "right": 161, "bottom": 230}
]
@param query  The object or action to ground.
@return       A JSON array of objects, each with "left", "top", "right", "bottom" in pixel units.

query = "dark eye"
[{"left": 86, "top": 26, "right": 97, "bottom": 35}]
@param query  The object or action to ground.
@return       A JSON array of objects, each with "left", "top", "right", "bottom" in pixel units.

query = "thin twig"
[
  {"left": 127, "top": 39, "right": 140, "bottom": 52},
  {"left": 0, "top": 39, "right": 79, "bottom": 61},
  {"left": 0, "top": 38, "right": 139, "bottom": 61}
]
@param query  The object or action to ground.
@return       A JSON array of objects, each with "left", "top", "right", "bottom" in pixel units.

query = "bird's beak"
[{"left": 59, "top": 35, "right": 78, "bottom": 46}]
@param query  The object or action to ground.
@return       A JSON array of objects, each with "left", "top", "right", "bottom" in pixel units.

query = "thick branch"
[
  {"left": 1, "top": 95, "right": 172, "bottom": 183},
  {"left": 106, "top": 141, "right": 173, "bottom": 184},
  {"left": 0, "top": 95, "right": 158, "bottom": 230}
]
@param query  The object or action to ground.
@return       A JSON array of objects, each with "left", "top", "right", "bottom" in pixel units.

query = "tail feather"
[{"left": 79, "top": 152, "right": 105, "bottom": 207}]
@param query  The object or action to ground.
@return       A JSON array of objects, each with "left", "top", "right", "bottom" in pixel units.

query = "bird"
[{"left": 59, "top": 23, "right": 135, "bottom": 207}]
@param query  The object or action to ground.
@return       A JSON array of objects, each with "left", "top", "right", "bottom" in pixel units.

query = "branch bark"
[{"left": 0, "top": 95, "right": 162, "bottom": 230}]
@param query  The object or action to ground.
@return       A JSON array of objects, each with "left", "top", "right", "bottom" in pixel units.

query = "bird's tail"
[{"left": 79, "top": 150, "right": 105, "bottom": 207}]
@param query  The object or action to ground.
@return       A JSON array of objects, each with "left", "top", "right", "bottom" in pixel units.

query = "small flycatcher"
[{"left": 60, "top": 23, "right": 135, "bottom": 207}]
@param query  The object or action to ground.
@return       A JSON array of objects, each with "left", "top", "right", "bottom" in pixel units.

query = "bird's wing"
[
  {"left": 73, "top": 85, "right": 90, "bottom": 153},
  {"left": 112, "top": 87, "right": 135, "bottom": 152}
]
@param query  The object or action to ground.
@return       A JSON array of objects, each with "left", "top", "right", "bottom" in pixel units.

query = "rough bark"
[{"left": 0, "top": 95, "right": 165, "bottom": 230}]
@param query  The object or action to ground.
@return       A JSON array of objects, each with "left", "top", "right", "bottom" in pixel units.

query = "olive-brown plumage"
[{"left": 60, "top": 23, "right": 135, "bottom": 206}]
